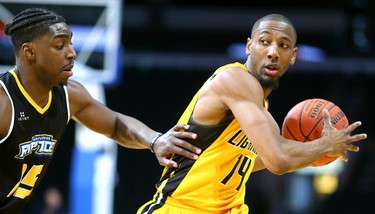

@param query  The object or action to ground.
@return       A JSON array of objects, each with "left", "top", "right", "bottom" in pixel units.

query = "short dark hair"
[
  {"left": 251, "top": 14, "right": 297, "bottom": 46},
  {"left": 4, "top": 7, "right": 66, "bottom": 55}
]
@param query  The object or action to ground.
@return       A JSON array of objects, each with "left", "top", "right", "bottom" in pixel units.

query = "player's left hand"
[{"left": 153, "top": 124, "right": 201, "bottom": 168}]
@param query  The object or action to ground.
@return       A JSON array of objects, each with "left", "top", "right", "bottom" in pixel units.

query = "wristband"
[{"left": 150, "top": 133, "right": 163, "bottom": 153}]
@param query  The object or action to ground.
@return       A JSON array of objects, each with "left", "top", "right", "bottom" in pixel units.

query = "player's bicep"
[
  {"left": 74, "top": 100, "right": 116, "bottom": 135},
  {"left": 231, "top": 101, "right": 271, "bottom": 138},
  {"left": 68, "top": 80, "right": 116, "bottom": 136}
]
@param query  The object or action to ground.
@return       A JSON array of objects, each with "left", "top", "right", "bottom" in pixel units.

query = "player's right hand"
[
  {"left": 322, "top": 110, "right": 367, "bottom": 162},
  {"left": 153, "top": 124, "right": 201, "bottom": 168}
]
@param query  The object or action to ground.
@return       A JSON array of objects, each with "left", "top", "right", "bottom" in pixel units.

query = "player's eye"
[
  {"left": 280, "top": 43, "right": 289, "bottom": 49},
  {"left": 56, "top": 44, "right": 64, "bottom": 50},
  {"left": 260, "top": 39, "right": 269, "bottom": 45}
]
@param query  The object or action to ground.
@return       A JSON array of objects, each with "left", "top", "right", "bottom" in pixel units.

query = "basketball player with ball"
[{"left": 138, "top": 14, "right": 367, "bottom": 213}]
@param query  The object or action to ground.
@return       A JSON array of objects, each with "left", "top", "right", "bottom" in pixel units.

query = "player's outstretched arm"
[
  {"left": 111, "top": 114, "right": 201, "bottom": 168},
  {"left": 274, "top": 110, "right": 367, "bottom": 173},
  {"left": 67, "top": 80, "right": 201, "bottom": 167},
  {"left": 214, "top": 69, "right": 367, "bottom": 174}
]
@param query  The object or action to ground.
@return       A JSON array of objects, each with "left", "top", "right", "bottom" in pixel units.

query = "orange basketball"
[{"left": 281, "top": 98, "right": 349, "bottom": 167}]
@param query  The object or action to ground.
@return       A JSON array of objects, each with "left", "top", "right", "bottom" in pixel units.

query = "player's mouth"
[
  {"left": 264, "top": 63, "right": 280, "bottom": 76},
  {"left": 61, "top": 64, "right": 74, "bottom": 77}
]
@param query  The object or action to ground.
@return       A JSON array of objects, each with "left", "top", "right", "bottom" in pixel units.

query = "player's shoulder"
[
  {"left": 67, "top": 79, "right": 83, "bottom": 88},
  {"left": 206, "top": 65, "right": 257, "bottom": 98},
  {"left": 215, "top": 63, "right": 257, "bottom": 86},
  {"left": 214, "top": 64, "right": 263, "bottom": 99},
  {"left": 217, "top": 62, "right": 246, "bottom": 73},
  {"left": 0, "top": 83, "right": 12, "bottom": 139},
  {"left": 66, "top": 79, "right": 87, "bottom": 94},
  {"left": 66, "top": 79, "right": 92, "bottom": 101},
  {"left": 0, "top": 83, "right": 9, "bottom": 104},
  {"left": 66, "top": 79, "right": 95, "bottom": 116}
]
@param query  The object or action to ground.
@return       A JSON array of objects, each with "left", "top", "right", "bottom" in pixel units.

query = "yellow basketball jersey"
[{"left": 139, "top": 62, "right": 266, "bottom": 213}]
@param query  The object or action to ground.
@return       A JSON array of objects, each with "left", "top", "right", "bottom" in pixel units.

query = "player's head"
[
  {"left": 251, "top": 14, "right": 297, "bottom": 46},
  {"left": 246, "top": 14, "right": 298, "bottom": 91},
  {"left": 4, "top": 7, "right": 66, "bottom": 56}
]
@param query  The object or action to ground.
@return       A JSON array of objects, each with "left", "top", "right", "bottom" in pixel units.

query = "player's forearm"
[
  {"left": 259, "top": 134, "right": 329, "bottom": 175},
  {"left": 278, "top": 137, "right": 330, "bottom": 173},
  {"left": 110, "top": 113, "right": 156, "bottom": 150}
]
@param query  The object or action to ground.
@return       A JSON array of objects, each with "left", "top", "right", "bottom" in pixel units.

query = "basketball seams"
[
  {"left": 311, "top": 103, "right": 336, "bottom": 136},
  {"left": 303, "top": 100, "right": 335, "bottom": 141},
  {"left": 284, "top": 101, "right": 305, "bottom": 141},
  {"left": 285, "top": 123, "right": 297, "bottom": 141},
  {"left": 299, "top": 100, "right": 309, "bottom": 142}
]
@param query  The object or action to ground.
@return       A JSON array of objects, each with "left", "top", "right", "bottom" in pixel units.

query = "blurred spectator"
[{"left": 42, "top": 187, "right": 65, "bottom": 214}]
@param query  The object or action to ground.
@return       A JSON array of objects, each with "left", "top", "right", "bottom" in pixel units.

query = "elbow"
[{"left": 263, "top": 156, "right": 291, "bottom": 175}]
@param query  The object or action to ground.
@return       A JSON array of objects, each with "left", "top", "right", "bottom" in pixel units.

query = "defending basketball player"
[
  {"left": 0, "top": 8, "right": 201, "bottom": 213},
  {"left": 138, "top": 14, "right": 367, "bottom": 213}
]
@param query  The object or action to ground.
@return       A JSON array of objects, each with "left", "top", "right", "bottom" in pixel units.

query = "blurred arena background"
[{"left": 1, "top": 0, "right": 374, "bottom": 213}]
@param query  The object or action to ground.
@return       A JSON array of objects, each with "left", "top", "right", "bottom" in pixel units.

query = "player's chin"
[
  {"left": 59, "top": 79, "right": 69, "bottom": 86},
  {"left": 259, "top": 77, "right": 279, "bottom": 90}
]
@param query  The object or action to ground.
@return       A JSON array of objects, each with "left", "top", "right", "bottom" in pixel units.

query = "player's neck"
[
  {"left": 263, "top": 88, "right": 272, "bottom": 99},
  {"left": 14, "top": 65, "right": 51, "bottom": 108}
]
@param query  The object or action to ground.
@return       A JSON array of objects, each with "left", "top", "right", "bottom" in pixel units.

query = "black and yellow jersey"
[
  {"left": 0, "top": 70, "right": 70, "bottom": 213},
  {"left": 139, "top": 62, "right": 267, "bottom": 213}
]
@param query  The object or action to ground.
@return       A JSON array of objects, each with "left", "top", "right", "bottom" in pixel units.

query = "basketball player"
[
  {"left": 138, "top": 14, "right": 367, "bottom": 213},
  {"left": 0, "top": 8, "right": 201, "bottom": 213}
]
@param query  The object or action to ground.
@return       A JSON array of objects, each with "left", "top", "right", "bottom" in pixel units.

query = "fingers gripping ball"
[{"left": 281, "top": 98, "right": 349, "bottom": 167}]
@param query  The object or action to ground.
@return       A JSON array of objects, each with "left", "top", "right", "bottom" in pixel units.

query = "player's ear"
[
  {"left": 245, "top": 37, "right": 252, "bottom": 55},
  {"left": 22, "top": 43, "right": 35, "bottom": 60},
  {"left": 290, "top": 47, "right": 298, "bottom": 65}
]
